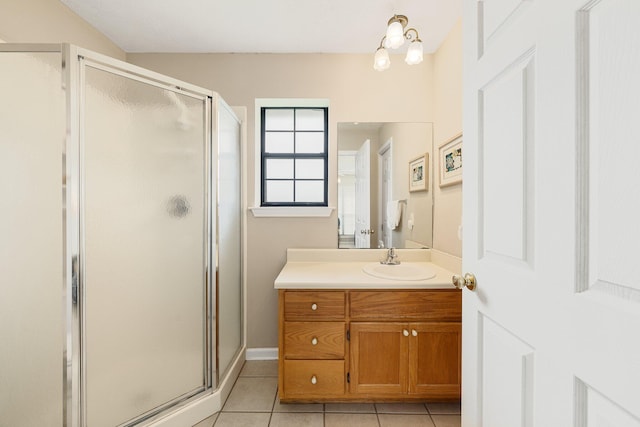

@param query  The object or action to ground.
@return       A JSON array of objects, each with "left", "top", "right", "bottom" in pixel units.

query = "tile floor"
[{"left": 193, "top": 361, "right": 461, "bottom": 427}]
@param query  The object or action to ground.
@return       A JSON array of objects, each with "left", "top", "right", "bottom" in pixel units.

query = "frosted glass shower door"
[
  {"left": 0, "top": 49, "right": 65, "bottom": 427},
  {"left": 216, "top": 103, "right": 243, "bottom": 378},
  {"left": 82, "top": 63, "right": 209, "bottom": 426}
]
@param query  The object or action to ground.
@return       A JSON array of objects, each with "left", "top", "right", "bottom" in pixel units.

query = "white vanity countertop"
[{"left": 274, "top": 249, "right": 459, "bottom": 290}]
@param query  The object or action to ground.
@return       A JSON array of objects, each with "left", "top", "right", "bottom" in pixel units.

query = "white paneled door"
[
  {"left": 355, "top": 139, "right": 371, "bottom": 248},
  {"left": 463, "top": 0, "right": 640, "bottom": 426},
  {"left": 380, "top": 143, "right": 393, "bottom": 249}
]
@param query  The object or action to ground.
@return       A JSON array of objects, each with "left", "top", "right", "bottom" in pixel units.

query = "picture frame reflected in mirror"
[{"left": 409, "top": 153, "right": 428, "bottom": 192}]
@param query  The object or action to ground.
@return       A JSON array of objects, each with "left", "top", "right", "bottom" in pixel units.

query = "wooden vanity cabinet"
[
  {"left": 279, "top": 291, "right": 346, "bottom": 401},
  {"left": 349, "top": 291, "right": 461, "bottom": 400},
  {"left": 278, "top": 289, "right": 461, "bottom": 402}
]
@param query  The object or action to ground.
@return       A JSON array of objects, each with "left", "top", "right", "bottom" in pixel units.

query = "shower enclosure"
[{"left": 0, "top": 44, "right": 244, "bottom": 427}]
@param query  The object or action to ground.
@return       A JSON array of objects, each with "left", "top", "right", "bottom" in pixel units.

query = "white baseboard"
[{"left": 246, "top": 347, "right": 278, "bottom": 360}]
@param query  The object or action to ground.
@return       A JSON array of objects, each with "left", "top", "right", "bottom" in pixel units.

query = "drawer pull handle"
[
  {"left": 311, "top": 375, "right": 317, "bottom": 385},
  {"left": 311, "top": 337, "right": 318, "bottom": 346},
  {"left": 403, "top": 329, "right": 409, "bottom": 337},
  {"left": 311, "top": 303, "right": 318, "bottom": 311},
  {"left": 412, "top": 329, "right": 418, "bottom": 337}
]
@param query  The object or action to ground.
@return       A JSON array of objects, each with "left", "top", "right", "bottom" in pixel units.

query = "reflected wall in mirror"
[{"left": 337, "top": 122, "right": 433, "bottom": 249}]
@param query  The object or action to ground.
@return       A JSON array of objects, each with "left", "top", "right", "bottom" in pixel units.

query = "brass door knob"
[{"left": 452, "top": 273, "right": 477, "bottom": 291}]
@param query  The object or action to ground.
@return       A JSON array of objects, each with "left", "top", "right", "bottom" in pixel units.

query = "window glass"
[
  {"left": 295, "top": 132, "right": 324, "bottom": 153},
  {"left": 295, "top": 109, "right": 325, "bottom": 131},
  {"left": 265, "top": 109, "right": 294, "bottom": 130},
  {"left": 295, "top": 181, "right": 325, "bottom": 203},
  {"left": 266, "top": 181, "right": 294, "bottom": 203},
  {"left": 264, "top": 132, "right": 294, "bottom": 153},
  {"left": 265, "top": 159, "right": 294, "bottom": 179},
  {"left": 295, "top": 159, "right": 324, "bottom": 179}
]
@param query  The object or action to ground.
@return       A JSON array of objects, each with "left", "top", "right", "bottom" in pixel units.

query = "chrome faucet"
[{"left": 381, "top": 247, "right": 401, "bottom": 265}]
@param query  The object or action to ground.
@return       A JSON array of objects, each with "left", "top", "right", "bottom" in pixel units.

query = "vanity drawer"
[
  {"left": 284, "top": 291, "right": 345, "bottom": 321},
  {"left": 284, "top": 322, "right": 345, "bottom": 359},
  {"left": 283, "top": 360, "right": 345, "bottom": 397},
  {"left": 350, "top": 290, "right": 461, "bottom": 321}
]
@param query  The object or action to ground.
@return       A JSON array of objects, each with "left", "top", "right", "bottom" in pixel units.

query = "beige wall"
[
  {"left": 433, "top": 20, "right": 463, "bottom": 257},
  {"left": 0, "top": 0, "right": 125, "bottom": 59},
  {"left": 1, "top": 0, "right": 461, "bottom": 350},
  {"left": 128, "top": 52, "right": 435, "bottom": 348}
]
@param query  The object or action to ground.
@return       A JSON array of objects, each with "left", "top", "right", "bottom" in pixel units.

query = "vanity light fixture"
[{"left": 373, "top": 14, "right": 423, "bottom": 71}]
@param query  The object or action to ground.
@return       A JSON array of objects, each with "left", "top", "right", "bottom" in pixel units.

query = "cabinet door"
[
  {"left": 409, "top": 322, "right": 461, "bottom": 398},
  {"left": 350, "top": 322, "right": 409, "bottom": 396}
]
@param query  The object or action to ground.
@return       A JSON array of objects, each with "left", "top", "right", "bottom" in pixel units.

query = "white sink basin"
[{"left": 362, "top": 263, "right": 436, "bottom": 281}]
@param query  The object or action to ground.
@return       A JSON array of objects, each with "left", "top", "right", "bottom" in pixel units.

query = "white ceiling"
[{"left": 60, "top": 0, "right": 461, "bottom": 54}]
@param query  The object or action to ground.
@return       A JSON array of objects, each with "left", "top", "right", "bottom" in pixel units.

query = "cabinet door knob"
[
  {"left": 311, "top": 303, "right": 318, "bottom": 311},
  {"left": 311, "top": 337, "right": 318, "bottom": 346},
  {"left": 403, "top": 329, "right": 409, "bottom": 337},
  {"left": 412, "top": 329, "right": 418, "bottom": 337},
  {"left": 311, "top": 375, "right": 317, "bottom": 385}
]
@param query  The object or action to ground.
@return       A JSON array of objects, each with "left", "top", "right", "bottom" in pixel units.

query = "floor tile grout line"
[
  {"left": 224, "top": 361, "right": 460, "bottom": 426},
  {"left": 269, "top": 383, "right": 278, "bottom": 426}
]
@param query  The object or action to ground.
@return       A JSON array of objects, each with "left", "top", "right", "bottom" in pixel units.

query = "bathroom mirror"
[{"left": 337, "top": 122, "right": 433, "bottom": 249}]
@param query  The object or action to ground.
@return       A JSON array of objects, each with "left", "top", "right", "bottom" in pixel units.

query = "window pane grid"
[{"left": 261, "top": 107, "right": 327, "bottom": 206}]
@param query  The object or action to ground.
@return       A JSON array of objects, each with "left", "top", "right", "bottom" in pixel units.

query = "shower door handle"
[{"left": 72, "top": 255, "right": 78, "bottom": 305}]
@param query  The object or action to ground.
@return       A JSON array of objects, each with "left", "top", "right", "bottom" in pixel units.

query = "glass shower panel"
[
  {"left": 83, "top": 65, "right": 207, "bottom": 426},
  {"left": 0, "top": 51, "right": 65, "bottom": 427},
  {"left": 217, "top": 105, "right": 243, "bottom": 377}
]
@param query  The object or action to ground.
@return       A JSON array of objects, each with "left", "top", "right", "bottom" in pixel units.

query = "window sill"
[{"left": 249, "top": 206, "right": 335, "bottom": 218}]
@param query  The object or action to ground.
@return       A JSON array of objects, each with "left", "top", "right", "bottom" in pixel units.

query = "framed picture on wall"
[
  {"left": 409, "top": 153, "right": 428, "bottom": 192},
  {"left": 438, "top": 133, "right": 462, "bottom": 187}
]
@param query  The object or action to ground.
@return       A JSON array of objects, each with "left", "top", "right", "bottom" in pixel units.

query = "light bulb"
[
  {"left": 405, "top": 40, "right": 423, "bottom": 65},
  {"left": 373, "top": 48, "right": 390, "bottom": 71},
  {"left": 385, "top": 21, "right": 405, "bottom": 49}
]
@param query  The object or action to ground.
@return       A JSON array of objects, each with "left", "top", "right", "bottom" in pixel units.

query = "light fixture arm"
[
  {"left": 377, "top": 36, "right": 387, "bottom": 50},
  {"left": 388, "top": 14, "right": 409, "bottom": 28},
  {"left": 404, "top": 28, "right": 421, "bottom": 43}
]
